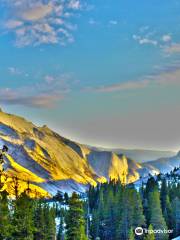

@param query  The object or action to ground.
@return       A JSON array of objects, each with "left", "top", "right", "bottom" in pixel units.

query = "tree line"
[
  {"left": 0, "top": 168, "right": 179, "bottom": 240},
  {"left": 0, "top": 171, "right": 87, "bottom": 240},
  {"left": 87, "top": 169, "right": 180, "bottom": 240}
]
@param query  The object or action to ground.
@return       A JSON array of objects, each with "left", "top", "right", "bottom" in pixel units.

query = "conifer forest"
[{"left": 0, "top": 168, "right": 179, "bottom": 240}]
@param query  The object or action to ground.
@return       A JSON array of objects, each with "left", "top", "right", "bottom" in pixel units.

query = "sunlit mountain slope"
[{"left": 0, "top": 109, "right": 179, "bottom": 195}]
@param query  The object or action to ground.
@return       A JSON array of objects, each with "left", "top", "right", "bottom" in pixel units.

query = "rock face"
[{"left": 0, "top": 110, "right": 179, "bottom": 195}]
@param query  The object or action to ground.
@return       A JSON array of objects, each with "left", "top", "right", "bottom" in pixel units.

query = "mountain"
[
  {"left": 143, "top": 152, "right": 180, "bottom": 173},
  {"left": 88, "top": 146, "right": 175, "bottom": 163},
  {"left": 0, "top": 109, "right": 179, "bottom": 196},
  {"left": 112, "top": 149, "right": 175, "bottom": 163}
]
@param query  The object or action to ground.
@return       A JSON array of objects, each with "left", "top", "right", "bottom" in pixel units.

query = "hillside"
[
  {"left": 143, "top": 151, "right": 180, "bottom": 173},
  {"left": 0, "top": 109, "right": 179, "bottom": 195}
]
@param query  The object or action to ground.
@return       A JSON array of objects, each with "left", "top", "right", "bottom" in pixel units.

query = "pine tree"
[
  {"left": 118, "top": 189, "right": 134, "bottom": 240},
  {"left": 171, "top": 197, "right": 180, "bottom": 237},
  {"left": 162, "top": 195, "right": 172, "bottom": 229},
  {"left": 160, "top": 179, "right": 168, "bottom": 214},
  {"left": 0, "top": 190, "right": 12, "bottom": 239},
  {"left": 65, "top": 192, "right": 87, "bottom": 240},
  {"left": 34, "top": 201, "right": 46, "bottom": 240},
  {"left": 57, "top": 215, "right": 64, "bottom": 240},
  {"left": 11, "top": 192, "right": 35, "bottom": 240},
  {"left": 131, "top": 190, "right": 146, "bottom": 228},
  {"left": 145, "top": 177, "right": 158, "bottom": 198},
  {"left": 128, "top": 227, "right": 135, "bottom": 240},
  {"left": 54, "top": 191, "right": 64, "bottom": 204},
  {"left": 95, "top": 187, "right": 105, "bottom": 240},
  {"left": 102, "top": 188, "right": 116, "bottom": 240},
  {"left": 144, "top": 225, "right": 155, "bottom": 240},
  {"left": 64, "top": 192, "right": 69, "bottom": 204},
  {"left": 148, "top": 190, "right": 168, "bottom": 240},
  {"left": 44, "top": 204, "right": 56, "bottom": 240},
  {"left": 90, "top": 209, "right": 100, "bottom": 240}
]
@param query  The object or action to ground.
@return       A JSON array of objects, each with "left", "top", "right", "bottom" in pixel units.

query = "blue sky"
[{"left": 1, "top": 0, "right": 180, "bottom": 151}]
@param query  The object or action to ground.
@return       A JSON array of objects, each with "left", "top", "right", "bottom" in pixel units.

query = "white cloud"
[
  {"left": 3, "top": 0, "right": 84, "bottom": 47},
  {"left": 68, "top": 0, "right": 81, "bottom": 10},
  {"left": 162, "top": 34, "right": 171, "bottom": 42},
  {"left": 109, "top": 20, "right": 118, "bottom": 25},
  {"left": 133, "top": 34, "right": 157, "bottom": 46},
  {"left": 139, "top": 38, "right": 157, "bottom": 46}
]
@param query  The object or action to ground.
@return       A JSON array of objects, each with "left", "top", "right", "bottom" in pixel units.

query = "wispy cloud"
[
  {"left": 8, "top": 66, "right": 29, "bottom": 77},
  {"left": 108, "top": 20, "right": 118, "bottom": 25},
  {"left": 133, "top": 34, "right": 158, "bottom": 46},
  {"left": 95, "top": 80, "right": 149, "bottom": 93},
  {"left": 139, "top": 26, "right": 149, "bottom": 33},
  {"left": 43, "top": 73, "right": 73, "bottom": 93},
  {"left": 88, "top": 18, "right": 99, "bottom": 26},
  {"left": 135, "top": 30, "right": 180, "bottom": 56},
  {"left": 164, "top": 43, "right": 180, "bottom": 54},
  {"left": 0, "top": 71, "right": 75, "bottom": 108},
  {"left": 68, "top": 0, "right": 81, "bottom": 10},
  {"left": 2, "top": 0, "right": 84, "bottom": 47},
  {"left": 93, "top": 67, "right": 180, "bottom": 93},
  {"left": 132, "top": 30, "right": 180, "bottom": 58},
  {"left": 5, "top": 20, "right": 23, "bottom": 29},
  {"left": 8, "top": 67, "right": 22, "bottom": 75},
  {"left": 0, "top": 88, "right": 63, "bottom": 108}
]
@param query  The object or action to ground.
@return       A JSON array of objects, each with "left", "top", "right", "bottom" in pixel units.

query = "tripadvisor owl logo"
[{"left": 135, "top": 227, "right": 144, "bottom": 236}]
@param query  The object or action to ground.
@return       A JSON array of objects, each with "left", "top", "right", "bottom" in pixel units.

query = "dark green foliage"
[
  {"left": 53, "top": 191, "right": 64, "bottom": 203},
  {"left": 44, "top": 204, "right": 56, "bottom": 240},
  {"left": 0, "top": 191, "right": 57, "bottom": 240},
  {"left": 11, "top": 193, "right": 35, "bottom": 240},
  {"left": 65, "top": 192, "right": 87, "bottom": 240},
  {"left": 33, "top": 202, "right": 56, "bottom": 240},
  {"left": 171, "top": 197, "right": 180, "bottom": 237},
  {"left": 148, "top": 190, "right": 168, "bottom": 240},
  {"left": 144, "top": 225, "right": 155, "bottom": 240},
  {"left": 34, "top": 201, "right": 46, "bottom": 240},
  {"left": 57, "top": 216, "right": 64, "bottom": 240},
  {"left": 160, "top": 179, "right": 168, "bottom": 214},
  {"left": 128, "top": 227, "right": 135, "bottom": 240},
  {"left": 64, "top": 192, "right": 69, "bottom": 204},
  {"left": 88, "top": 169, "right": 180, "bottom": 240},
  {"left": 0, "top": 167, "right": 179, "bottom": 240},
  {"left": 0, "top": 191, "right": 12, "bottom": 239}
]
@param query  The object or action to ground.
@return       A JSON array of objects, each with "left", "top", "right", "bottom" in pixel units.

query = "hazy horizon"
[{"left": 1, "top": 0, "right": 180, "bottom": 151}]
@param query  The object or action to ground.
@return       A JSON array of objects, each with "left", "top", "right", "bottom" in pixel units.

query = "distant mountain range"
[
  {"left": 0, "top": 108, "right": 179, "bottom": 195},
  {"left": 87, "top": 146, "right": 175, "bottom": 163},
  {"left": 112, "top": 149, "right": 175, "bottom": 163}
]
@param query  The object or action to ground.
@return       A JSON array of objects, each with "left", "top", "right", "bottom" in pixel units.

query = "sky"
[{"left": 1, "top": 0, "right": 180, "bottom": 151}]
